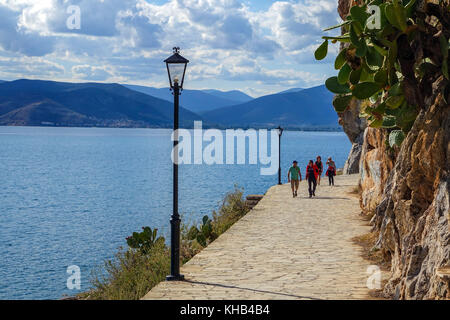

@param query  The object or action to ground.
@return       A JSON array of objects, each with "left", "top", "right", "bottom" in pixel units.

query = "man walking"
[
  {"left": 306, "top": 160, "right": 319, "bottom": 198},
  {"left": 288, "top": 161, "right": 302, "bottom": 198}
]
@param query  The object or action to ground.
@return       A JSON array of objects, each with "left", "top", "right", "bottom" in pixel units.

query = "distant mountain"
[
  {"left": 124, "top": 84, "right": 252, "bottom": 113},
  {"left": 201, "top": 89, "right": 253, "bottom": 103},
  {"left": 0, "top": 80, "right": 200, "bottom": 128},
  {"left": 276, "top": 88, "right": 303, "bottom": 94},
  {"left": 202, "top": 85, "right": 339, "bottom": 129}
]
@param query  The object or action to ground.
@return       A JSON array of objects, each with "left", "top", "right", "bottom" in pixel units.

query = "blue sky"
[{"left": 0, "top": 0, "right": 340, "bottom": 97}]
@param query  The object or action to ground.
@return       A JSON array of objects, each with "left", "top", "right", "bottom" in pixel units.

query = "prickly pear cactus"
[{"left": 315, "top": 0, "right": 449, "bottom": 148}]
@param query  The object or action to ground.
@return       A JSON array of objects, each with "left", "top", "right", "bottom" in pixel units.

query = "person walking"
[
  {"left": 315, "top": 156, "right": 323, "bottom": 186},
  {"left": 306, "top": 160, "right": 319, "bottom": 198},
  {"left": 288, "top": 161, "right": 302, "bottom": 198},
  {"left": 326, "top": 164, "right": 336, "bottom": 186},
  {"left": 326, "top": 157, "right": 336, "bottom": 171}
]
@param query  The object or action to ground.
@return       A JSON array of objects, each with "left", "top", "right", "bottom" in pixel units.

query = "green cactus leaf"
[
  {"left": 388, "top": 82, "right": 403, "bottom": 96},
  {"left": 393, "top": 1, "right": 408, "bottom": 32},
  {"left": 335, "top": 49, "right": 348, "bottom": 70},
  {"left": 187, "top": 226, "right": 199, "bottom": 241},
  {"left": 353, "top": 82, "right": 383, "bottom": 99},
  {"left": 323, "top": 21, "right": 352, "bottom": 32},
  {"left": 366, "top": 46, "right": 384, "bottom": 68},
  {"left": 382, "top": 115, "right": 397, "bottom": 128},
  {"left": 350, "top": 24, "right": 361, "bottom": 48},
  {"left": 356, "top": 41, "right": 368, "bottom": 57},
  {"left": 196, "top": 234, "right": 207, "bottom": 247},
  {"left": 349, "top": 67, "right": 362, "bottom": 85},
  {"left": 350, "top": 5, "right": 369, "bottom": 26},
  {"left": 374, "top": 69, "right": 388, "bottom": 84},
  {"left": 315, "top": 40, "right": 329, "bottom": 61},
  {"left": 333, "top": 95, "right": 353, "bottom": 113},
  {"left": 389, "top": 130, "right": 406, "bottom": 147},
  {"left": 338, "top": 63, "right": 352, "bottom": 84},
  {"left": 325, "top": 76, "right": 351, "bottom": 94},
  {"left": 386, "top": 95, "right": 405, "bottom": 109},
  {"left": 405, "top": 0, "right": 417, "bottom": 17},
  {"left": 369, "top": 118, "right": 383, "bottom": 128},
  {"left": 372, "top": 43, "right": 388, "bottom": 57}
]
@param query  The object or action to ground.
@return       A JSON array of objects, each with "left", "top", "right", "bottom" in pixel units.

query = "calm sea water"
[{"left": 0, "top": 126, "right": 351, "bottom": 300}]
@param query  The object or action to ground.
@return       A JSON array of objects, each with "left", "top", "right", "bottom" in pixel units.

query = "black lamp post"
[
  {"left": 164, "top": 47, "right": 189, "bottom": 281},
  {"left": 276, "top": 126, "right": 284, "bottom": 185}
]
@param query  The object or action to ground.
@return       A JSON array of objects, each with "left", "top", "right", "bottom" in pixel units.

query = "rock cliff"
[{"left": 337, "top": 0, "right": 449, "bottom": 299}]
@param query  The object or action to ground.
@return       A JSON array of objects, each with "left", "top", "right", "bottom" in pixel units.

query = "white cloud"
[{"left": 0, "top": 0, "right": 340, "bottom": 96}]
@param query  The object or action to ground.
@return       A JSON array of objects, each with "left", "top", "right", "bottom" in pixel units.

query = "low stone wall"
[{"left": 245, "top": 195, "right": 264, "bottom": 210}]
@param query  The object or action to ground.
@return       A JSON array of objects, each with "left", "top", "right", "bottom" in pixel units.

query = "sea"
[{"left": 0, "top": 126, "right": 351, "bottom": 299}]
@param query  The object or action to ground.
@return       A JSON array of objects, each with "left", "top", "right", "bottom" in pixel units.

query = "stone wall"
[{"left": 337, "top": 0, "right": 450, "bottom": 299}]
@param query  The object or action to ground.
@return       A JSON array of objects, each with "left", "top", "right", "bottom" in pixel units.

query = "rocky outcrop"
[
  {"left": 372, "top": 84, "right": 449, "bottom": 299},
  {"left": 341, "top": 99, "right": 367, "bottom": 174},
  {"left": 359, "top": 128, "right": 394, "bottom": 216},
  {"left": 337, "top": 0, "right": 450, "bottom": 299}
]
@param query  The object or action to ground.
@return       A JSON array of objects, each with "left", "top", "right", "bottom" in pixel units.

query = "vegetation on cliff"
[
  {"left": 78, "top": 187, "right": 249, "bottom": 300},
  {"left": 315, "top": 0, "right": 449, "bottom": 149}
]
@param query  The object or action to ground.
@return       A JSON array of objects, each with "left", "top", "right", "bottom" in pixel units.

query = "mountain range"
[
  {"left": 0, "top": 79, "right": 340, "bottom": 130},
  {"left": 203, "top": 85, "right": 338, "bottom": 129},
  {"left": 0, "top": 80, "right": 199, "bottom": 128},
  {"left": 124, "top": 84, "right": 252, "bottom": 113}
]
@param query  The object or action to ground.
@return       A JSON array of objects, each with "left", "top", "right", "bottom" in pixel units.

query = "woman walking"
[
  {"left": 315, "top": 156, "right": 323, "bottom": 185},
  {"left": 306, "top": 160, "right": 319, "bottom": 198}
]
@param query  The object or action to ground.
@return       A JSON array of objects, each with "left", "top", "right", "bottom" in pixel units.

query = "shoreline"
[{"left": 0, "top": 124, "right": 344, "bottom": 132}]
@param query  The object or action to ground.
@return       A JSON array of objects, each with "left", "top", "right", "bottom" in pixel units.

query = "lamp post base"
[{"left": 166, "top": 274, "right": 185, "bottom": 282}]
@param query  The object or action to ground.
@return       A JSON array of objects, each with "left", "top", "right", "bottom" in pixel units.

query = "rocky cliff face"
[
  {"left": 372, "top": 79, "right": 449, "bottom": 299},
  {"left": 341, "top": 99, "right": 367, "bottom": 174},
  {"left": 337, "top": 0, "right": 449, "bottom": 299}
]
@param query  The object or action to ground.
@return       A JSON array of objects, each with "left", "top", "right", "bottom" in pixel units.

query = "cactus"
[
  {"left": 187, "top": 215, "right": 214, "bottom": 247},
  {"left": 315, "top": 0, "right": 450, "bottom": 147},
  {"left": 126, "top": 227, "right": 165, "bottom": 255}
]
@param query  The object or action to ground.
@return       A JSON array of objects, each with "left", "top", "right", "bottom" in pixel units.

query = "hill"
[
  {"left": 124, "top": 84, "right": 252, "bottom": 113},
  {"left": 202, "top": 85, "right": 339, "bottom": 129},
  {"left": 0, "top": 80, "right": 200, "bottom": 128}
]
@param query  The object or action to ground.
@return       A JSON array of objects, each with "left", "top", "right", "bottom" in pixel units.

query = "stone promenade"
[{"left": 144, "top": 174, "right": 379, "bottom": 300}]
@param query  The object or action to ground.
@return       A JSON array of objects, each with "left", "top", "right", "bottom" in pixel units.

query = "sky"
[{"left": 0, "top": 0, "right": 341, "bottom": 97}]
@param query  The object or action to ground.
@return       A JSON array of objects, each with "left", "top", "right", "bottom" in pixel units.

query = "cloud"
[
  {"left": 71, "top": 65, "right": 113, "bottom": 81},
  {"left": 0, "top": 5, "right": 56, "bottom": 56},
  {"left": 0, "top": 0, "right": 340, "bottom": 95}
]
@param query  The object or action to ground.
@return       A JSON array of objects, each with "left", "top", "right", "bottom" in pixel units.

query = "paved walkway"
[{"left": 144, "top": 174, "right": 377, "bottom": 300}]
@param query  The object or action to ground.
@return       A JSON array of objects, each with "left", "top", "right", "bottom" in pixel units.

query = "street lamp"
[
  {"left": 164, "top": 47, "right": 189, "bottom": 281},
  {"left": 276, "top": 126, "right": 284, "bottom": 185}
]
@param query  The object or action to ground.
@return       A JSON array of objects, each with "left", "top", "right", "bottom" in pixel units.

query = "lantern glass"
[{"left": 167, "top": 63, "right": 186, "bottom": 87}]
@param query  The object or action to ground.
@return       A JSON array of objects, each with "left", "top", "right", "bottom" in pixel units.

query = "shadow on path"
[
  {"left": 184, "top": 280, "right": 323, "bottom": 300},
  {"left": 297, "top": 196, "right": 351, "bottom": 200}
]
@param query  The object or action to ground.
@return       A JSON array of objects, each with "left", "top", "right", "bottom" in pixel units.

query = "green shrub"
[
  {"left": 83, "top": 186, "right": 250, "bottom": 300},
  {"left": 82, "top": 241, "right": 170, "bottom": 300},
  {"left": 212, "top": 186, "right": 249, "bottom": 236}
]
